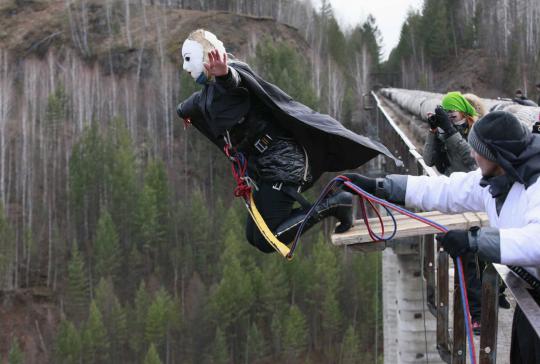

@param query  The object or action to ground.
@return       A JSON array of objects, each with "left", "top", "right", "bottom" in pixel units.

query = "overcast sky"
[{"left": 312, "top": 0, "right": 424, "bottom": 61}]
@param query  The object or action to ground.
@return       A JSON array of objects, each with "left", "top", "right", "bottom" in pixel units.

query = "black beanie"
[{"left": 468, "top": 111, "right": 531, "bottom": 162}]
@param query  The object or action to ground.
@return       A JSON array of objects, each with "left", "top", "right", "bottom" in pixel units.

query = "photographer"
[{"left": 423, "top": 92, "right": 484, "bottom": 175}]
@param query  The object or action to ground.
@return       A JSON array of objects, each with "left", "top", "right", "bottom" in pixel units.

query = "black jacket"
[{"left": 177, "top": 61, "right": 401, "bottom": 185}]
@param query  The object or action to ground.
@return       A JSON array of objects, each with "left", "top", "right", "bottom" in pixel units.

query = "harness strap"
[
  {"left": 224, "top": 142, "right": 293, "bottom": 259},
  {"left": 244, "top": 191, "right": 292, "bottom": 259}
]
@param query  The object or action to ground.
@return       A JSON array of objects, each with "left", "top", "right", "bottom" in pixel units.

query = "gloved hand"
[
  {"left": 437, "top": 229, "right": 473, "bottom": 258},
  {"left": 339, "top": 173, "right": 377, "bottom": 194},
  {"left": 427, "top": 113, "right": 438, "bottom": 130},
  {"left": 434, "top": 105, "right": 457, "bottom": 136}
]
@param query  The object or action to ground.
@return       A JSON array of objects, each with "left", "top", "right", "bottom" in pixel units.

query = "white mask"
[{"left": 182, "top": 39, "right": 205, "bottom": 82}]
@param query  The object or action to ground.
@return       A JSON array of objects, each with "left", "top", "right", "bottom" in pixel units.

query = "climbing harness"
[
  {"left": 223, "top": 141, "right": 292, "bottom": 259},
  {"left": 291, "top": 175, "right": 479, "bottom": 364}
]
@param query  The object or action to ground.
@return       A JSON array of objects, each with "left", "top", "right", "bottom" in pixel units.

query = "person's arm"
[
  {"left": 215, "top": 67, "right": 241, "bottom": 90},
  {"left": 402, "top": 169, "right": 485, "bottom": 213},
  {"left": 176, "top": 92, "right": 201, "bottom": 119},
  {"left": 422, "top": 132, "right": 438, "bottom": 167},
  {"left": 177, "top": 92, "right": 227, "bottom": 150},
  {"left": 443, "top": 181, "right": 540, "bottom": 265},
  {"left": 342, "top": 169, "right": 485, "bottom": 213},
  {"left": 444, "top": 133, "right": 477, "bottom": 172}
]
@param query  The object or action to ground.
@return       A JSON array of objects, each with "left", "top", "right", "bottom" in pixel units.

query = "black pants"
[
  {"left": 510, "top": 294, "right": 540, "bottom": 364},
  {"left": 245, "top": 181, "right": 301, "bottom": 253}
]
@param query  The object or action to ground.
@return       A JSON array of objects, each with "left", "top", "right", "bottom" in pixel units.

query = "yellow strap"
[{"left": 245, "top": 192, "right": 292, "bottom": 260}]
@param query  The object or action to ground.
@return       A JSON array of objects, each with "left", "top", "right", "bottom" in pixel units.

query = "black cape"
[{"left": 177, "top": 61, "right": 402, "bottom": 183}]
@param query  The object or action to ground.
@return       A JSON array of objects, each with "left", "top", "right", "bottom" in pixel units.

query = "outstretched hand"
[
  {"left": 339, "top": 173, "right": 377, "bottom": 194},
  {"left": 204, "top": 49, "right": 228, "bottom": 78}
]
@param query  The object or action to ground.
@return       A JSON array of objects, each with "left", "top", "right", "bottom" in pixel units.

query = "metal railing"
[{"left": 371, "top": 91, "right": 540, "bottom": 364}]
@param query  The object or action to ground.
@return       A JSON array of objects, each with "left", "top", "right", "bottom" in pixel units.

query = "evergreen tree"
[
  {"left": 65, "top": 242, "right": 88, "bottom": 321},
  {"left": 211, "top": 327, "right": 229, "bottom": 364},
  {"left": 127, "top": 245, "right": 145, "bottom": 294},
  {"left": 108, "top": 118, "right": 138, "bottom": 249},
  {"left": 282, "top": 305, "right": 308, "bottom": 359},
  {"left": 130, "top": 280, "right": 151, "bottom": 354},
  {"left": 253, "top": 40, "right": 318, "bottom": 108},
  {"left": 305, "top": 234, "right": 342, "bottom": 349},
  {"left": 69, "top": 123, "right": 109, "bottom": 243},
  {"left": 257, "top": 257, "right": 288, "bottom": 319},
  {"left": 145, "top": 287, "right": 175, "bottom": 348},
  {"left": 321, "top": 293, "right": 343, "bottom": 353},
  {"left": 184, "top": 188, "right": 212, "bottom": 279},
  {"left": 94, "top": 278, "right": 127, "bottom": 361},
  {"left": 270, "top": 313, "right": 283, "bottom": 355},
  {"left": 143, "top": 344, "right": 163, "bottom": 364},
  {"left": 210, "top": 251, "right": 254, "bottom": 331},
  {"left": 55, "top": 320, "right": 81, "bottom": 364},
  {"left": 339, "top": 325, "right": 360, "bottom": 364},
  {"left": 144, "top": 160, "right": 170, "bottom": 241},
  {"left": 94, "top": 210, "right": 120, "bottom": 281},
  {"left": 421, "top": 0, "right": 451, "bottom": 66},
  {"left": 366, "top": 15, "right": 383, "bottom": 64},
  {"left": 82, "top": 301, "right": 110, "bottom": 363},
  {"left": 8, "top": 337, "right": 24, "bottom": 364},
  {"left": 326, "top": 16, "right": 347, "bottom": 67},
  {"left": 137, "top": 183, "right": 160, "bottom": 268},
  {"left": 245, "top": 322, "right": 266, "bottom": 363}
]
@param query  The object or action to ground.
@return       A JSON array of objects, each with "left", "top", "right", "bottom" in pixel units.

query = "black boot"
[{"left": 275, "top": 191, "right": 354, "bottom": 244}]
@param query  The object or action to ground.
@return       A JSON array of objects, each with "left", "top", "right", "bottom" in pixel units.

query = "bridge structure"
[{"left": 332, "top": 89, "right": 540, "bottom": 364}]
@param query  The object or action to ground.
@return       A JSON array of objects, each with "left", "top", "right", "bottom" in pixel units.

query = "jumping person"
[
  {"left": 343, "top": 110, "right": 540, "bottom": 362},
  {"left": 176, "top": 29, "right": 399, "bottom": 253}
]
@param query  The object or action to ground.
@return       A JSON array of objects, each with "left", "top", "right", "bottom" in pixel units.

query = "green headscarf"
[{"left": 441, "top": 91, "right": 478, "bottom": 117}]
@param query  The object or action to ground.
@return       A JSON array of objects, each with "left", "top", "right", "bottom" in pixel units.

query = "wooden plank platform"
[{"left": 331, "top": 211, "right": 489, "bottom": 246}]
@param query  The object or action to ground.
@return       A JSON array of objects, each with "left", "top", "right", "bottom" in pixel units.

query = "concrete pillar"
[{"left": 383, "top": 243, "right": 444, "bottom": 363}]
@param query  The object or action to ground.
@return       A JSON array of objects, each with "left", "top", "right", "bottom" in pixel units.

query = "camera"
[{"left": 533, "top": 121, "right": 540, "bottom": 134}]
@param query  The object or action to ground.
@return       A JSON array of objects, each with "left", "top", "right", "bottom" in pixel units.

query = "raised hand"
[
  {"left": 204, "top": 49, "right": 228, "bottom": 78},
  {"left": 434, "top": 105, "right": 456, "bottom": 136}
]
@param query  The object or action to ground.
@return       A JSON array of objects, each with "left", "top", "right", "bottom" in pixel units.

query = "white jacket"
[{"left": 405, "top": 169, "right": 540, "bottom": 278}]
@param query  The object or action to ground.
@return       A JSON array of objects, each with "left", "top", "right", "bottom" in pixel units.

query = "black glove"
[
  {"left": 434, "top": 105, "right": 457, "bottom": 136},
  {"left": 339, "top": 173, "right": 377, "bottom": 194},
  {"left": 437, "top": 229, "right": 472, "bottom": 258}
]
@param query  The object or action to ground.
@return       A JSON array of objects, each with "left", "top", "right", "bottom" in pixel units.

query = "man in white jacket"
[{"left": 343, "top": 110, "right": 540, "bottom": 363}]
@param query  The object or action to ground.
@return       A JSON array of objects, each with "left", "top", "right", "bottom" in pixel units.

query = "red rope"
[{"left": 224, "top": 144, "right": 252, "bottom": 198}]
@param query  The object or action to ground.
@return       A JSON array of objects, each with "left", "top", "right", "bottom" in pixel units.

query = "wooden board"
[{"left": 331, "top": 211, "right": 489, "bottom": 246}]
